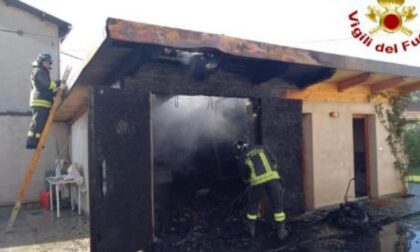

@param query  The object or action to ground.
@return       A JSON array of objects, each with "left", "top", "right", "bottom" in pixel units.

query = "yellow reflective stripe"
[
  {"left": 31, "top": 99, "right": 51, "bottom": 105},
  {"left": 30, "top": 99, "right": 51, "bottom": 108},
  {"left": 247, "top": 213, "right": 258, "bottom": 220},
  {"left": 247, "top": 148, "right": 260, "bottom": 157},
  {"left": 49, "top": 80, "right": 57, "bottom": 91},
  {"left": 30, "top": 103, "right": 51, "bottom": 108},
  {"left": 31, "top": 102, "right": 51, "bottom": 107},
  {"left": 259, "top": 151, "right": 272, "bottom": 173},
  {"left": 28, "top": 131, "right": 41, "bottom": 138},
  {"left": 274, "top": 212, "right": 286, "bottom": 222},
  {"left": 249, "top": 171, "right": 280, "bottom": 186},
  {"left": 245, "top": 158, "right": 256, "bottom": 178}
]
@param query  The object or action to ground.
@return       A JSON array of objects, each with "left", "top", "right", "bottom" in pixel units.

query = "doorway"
[{"left": 352, "top": 116, "right": 370, "bottom": 198}]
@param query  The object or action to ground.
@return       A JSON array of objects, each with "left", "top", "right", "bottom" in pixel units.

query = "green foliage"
[
  {"left": 405, "top": 123, "right": 420, "bottom": 169},
  {"left": 369, "top": 92, "right": 410, "bottom": 195},
  {"left": 408, "top": 91, "right": 420, "bottom": 103},
  {"left": 408, "top": 166, "right": 420, "bottom": 184}
]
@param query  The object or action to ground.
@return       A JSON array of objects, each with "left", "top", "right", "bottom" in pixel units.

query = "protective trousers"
[
  {"left": 26, "top": 107, "right": 49, "bottom": 149},
  {"left": 246, "top": 179, "right": 286, "bottom": 223}
]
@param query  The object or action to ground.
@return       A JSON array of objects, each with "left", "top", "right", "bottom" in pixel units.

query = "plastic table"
[{"left": 46, "top": 175, "right": 82, "bottom": 218}]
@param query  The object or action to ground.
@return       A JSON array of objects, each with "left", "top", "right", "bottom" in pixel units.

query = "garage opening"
[
  {"left": 151, "top": 94, "right": 257, "bottom": 248},
  {"left": 89, "top": 88, "right": 304, "bottom": 250}
]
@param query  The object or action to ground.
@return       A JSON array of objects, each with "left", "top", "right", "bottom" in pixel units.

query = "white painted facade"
[
  {"left": 0, "top": 0, "right": 68, "bottom": 205},
  {"left": 70, "top": 111, "right": 89, "bottom": 214},
  {"left": 302, "top": 101, "right": 402, "bottom": 209}
]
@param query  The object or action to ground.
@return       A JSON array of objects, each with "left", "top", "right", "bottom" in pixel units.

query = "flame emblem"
[{"left": 366, "top": 0, "right": 417, "bottom": 36}]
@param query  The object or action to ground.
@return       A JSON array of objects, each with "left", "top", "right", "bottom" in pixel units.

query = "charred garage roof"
[
  {"left": 56, "top": 18, "right": 420, "bottom": 121},
  {"left": 73, "top": 18, "right": 339, "bottom": 88}
]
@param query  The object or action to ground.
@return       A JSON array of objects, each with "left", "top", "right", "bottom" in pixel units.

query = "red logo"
[{"left": 349, "top": 0, "right": 419, "bottom": 53}]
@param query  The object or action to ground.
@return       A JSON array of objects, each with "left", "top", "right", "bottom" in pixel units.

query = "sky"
[{"left": 21, "top": 0, "right": 420, "bottom": 70}]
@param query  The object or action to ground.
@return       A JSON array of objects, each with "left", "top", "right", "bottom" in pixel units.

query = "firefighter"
[
  {"left": 233, "top": 140, "right": 288, "bottom": 240},
  {"left": 26, "top": 53, "right": 61, "bottom": 149}
]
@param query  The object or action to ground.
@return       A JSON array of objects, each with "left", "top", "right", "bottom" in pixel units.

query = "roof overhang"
[
  {"left": 55, "top": 18, "right": 420, "bottom": 122},
  {"left": 3, "top": 0, "right": 71, "bottom": 39}
]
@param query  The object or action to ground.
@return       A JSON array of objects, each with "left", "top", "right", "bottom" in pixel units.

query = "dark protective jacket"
[
  {"left": 30, "top": 64, "right": 58, "bottom": 108},
  {"left": 238, "top": 145, "right": 280, "bottom": 186}
]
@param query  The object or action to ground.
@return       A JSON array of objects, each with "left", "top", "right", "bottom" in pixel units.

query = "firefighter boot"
[
  {"left": 244, "top": 220, "right": 256, "bottom": 238},
  {"left": 26, "top": 137, "right": 38, "bottom": 149},
  {"left": 276, "top": 222, "right": 288, "bottom": 240}
]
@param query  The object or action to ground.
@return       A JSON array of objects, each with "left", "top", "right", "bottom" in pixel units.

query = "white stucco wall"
[
  {"left": 70, "top": 110, "right": 89, "bottom": 214},
  {"left": 0, "top": 117, "right": 67, "bottom": 205},
  {"left": 0, "top": 1, "right": 67, "bottom": 205},
  {"left": 302, "top": 101, "right": 402, "bottom": 209}
]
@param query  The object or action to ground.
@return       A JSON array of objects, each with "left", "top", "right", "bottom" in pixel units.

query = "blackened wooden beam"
[
  {"left": 124, "top": 62, "right": 291, "bottom": 98},
  {"left": 104, "top": 45, "right": 160, "bottom": 86},
  {"left": 125, "top": 73, "right": 289, "bottom": 98}
]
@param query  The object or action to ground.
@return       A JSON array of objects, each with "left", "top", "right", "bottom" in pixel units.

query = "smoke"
[{"left": 152, "top": 95, "right": 252, "bottom": 180}]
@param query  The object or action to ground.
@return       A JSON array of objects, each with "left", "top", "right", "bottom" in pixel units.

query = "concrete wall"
[
  {"left": 70, "top": 111, "right": 89, "bottom": 214},
  {"left": 302, "top": 101, "right": 403, "bottom": 209},
  {"left": 0, "top": 1, "right": 67, "bottom": 205}
]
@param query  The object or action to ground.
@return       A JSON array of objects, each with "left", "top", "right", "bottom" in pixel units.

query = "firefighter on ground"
[
  {"left": 26, "top": 53, "right": 62, "bottom": 149},
  {"left": 233, "top": 140, "right": 288, "bottom": 240}
]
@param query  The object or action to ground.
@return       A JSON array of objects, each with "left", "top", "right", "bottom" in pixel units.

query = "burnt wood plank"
[{"left": 261, "top": 98, "right": 304, "bottom": 214}]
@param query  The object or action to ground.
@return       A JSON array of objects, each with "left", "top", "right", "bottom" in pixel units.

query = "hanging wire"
[
  {"left": 60, "top": 51, "right": 83, "bottom": 61},
  {"left": 207, "top": 97, "right": 213, "bottom": 110},
  {"left": 174, "top": 96, "right": 179, "bottom": 108}
]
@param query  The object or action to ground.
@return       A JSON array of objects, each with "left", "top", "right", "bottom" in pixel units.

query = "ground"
[
  {"left": 0, "top": 206, "right": 89, "bottom": 252},
  {"left": 2, "top": 185, "right": 420, "bottom": 251}
]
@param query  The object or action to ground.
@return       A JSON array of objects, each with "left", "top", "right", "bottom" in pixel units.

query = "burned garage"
[{"left": 53, "top": 18, "right": 420, "bottom": 251}]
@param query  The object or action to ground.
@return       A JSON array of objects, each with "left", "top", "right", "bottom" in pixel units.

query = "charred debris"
[{"left": 149, "top": 94, "right": 380, "bottom": 251}]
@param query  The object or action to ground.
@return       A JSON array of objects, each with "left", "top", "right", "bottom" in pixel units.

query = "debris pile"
[
  {"left": 154, "top": 177, "right": 323, "bottom": 251},
  {"left": 152, "top": 186, "right": 404, "bottom": 252},
  {"left": 153, "top": 183, "right": 259, "bottom": 251},
  {"left": 326, "top": 202, "right": 380, "bottom": 233}
]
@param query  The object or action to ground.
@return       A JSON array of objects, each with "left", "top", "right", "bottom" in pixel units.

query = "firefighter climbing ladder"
[{"left": 5, "top": 67, "right": 71, "bottom": 232}]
